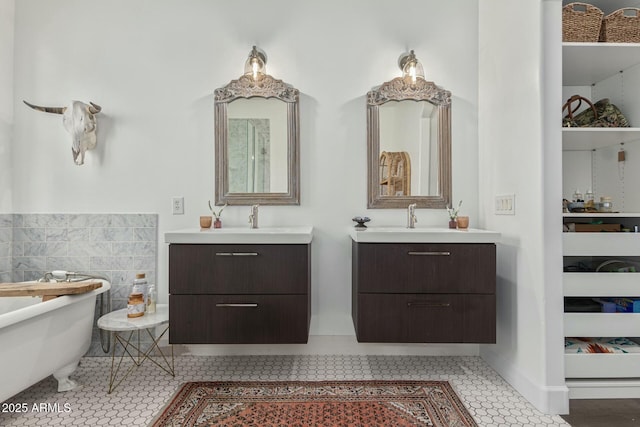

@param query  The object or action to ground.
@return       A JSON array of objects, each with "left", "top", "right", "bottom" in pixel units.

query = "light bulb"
[
  {"left": 252, "top": 60, "right": 259, "bottom": 79},
  {"left": 409, "top": 65, "right": 417, "bottom": 83},
  {"left": 399, "top": 50, "right": 425, "bottom": 83},
  {"left": 244, "top": 46, "right": 267, "bottom": 80}
]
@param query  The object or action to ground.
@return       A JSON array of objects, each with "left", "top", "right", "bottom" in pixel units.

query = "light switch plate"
[{"left": 495, "top": 194, "right": 515, "bottom": 215}]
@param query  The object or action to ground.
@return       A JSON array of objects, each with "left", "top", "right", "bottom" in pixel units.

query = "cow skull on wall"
[{"left": 23, "top": 100, "right": 102, "bottom": 165}]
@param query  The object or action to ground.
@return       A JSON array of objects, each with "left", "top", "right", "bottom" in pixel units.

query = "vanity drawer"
[
  {"left": 169, "top": 244, "right": 310, "bottom": 294},
  {"left": 354, "top": 293, "right": 495, "bottom": 343},
  {"left": 169, "top": 294, "right": 310, "bottom": 344},
  {"left": 353, "top": 242, "right": 495, "bottom": 294}
]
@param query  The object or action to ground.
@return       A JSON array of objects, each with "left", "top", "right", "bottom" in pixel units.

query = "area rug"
[{"left": 150, "top": 380, "right": 477, "bottom": 426}]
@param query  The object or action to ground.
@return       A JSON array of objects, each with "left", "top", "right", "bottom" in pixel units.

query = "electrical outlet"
[
  {"left": 495, "top": 194, "right": 515, "bottom": 215},
  {"left": 172, "top": 197, "right": 184, "bottom": 215}
]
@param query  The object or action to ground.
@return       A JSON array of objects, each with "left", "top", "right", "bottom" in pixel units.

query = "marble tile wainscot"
[
  {"left": 10, "top": 213, "right": 158, "bottom": 355},
  {"left": 0, "top": 214, "right": 12, "bottom": 283}
]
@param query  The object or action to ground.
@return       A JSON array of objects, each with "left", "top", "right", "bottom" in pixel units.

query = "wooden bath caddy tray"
[{"left": 0, "top": 281, "right": 102, "bottom": 299}]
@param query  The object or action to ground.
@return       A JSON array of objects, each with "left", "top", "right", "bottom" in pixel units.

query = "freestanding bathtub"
[{"left": 0, "top": 280, "right": 110, "bottom": 403}]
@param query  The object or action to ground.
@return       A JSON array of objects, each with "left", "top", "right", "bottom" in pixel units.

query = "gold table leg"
[{"left": 107, "top": 325, "right": 174, "bottom": 394}]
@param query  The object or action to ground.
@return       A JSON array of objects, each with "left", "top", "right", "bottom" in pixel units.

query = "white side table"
[{"left": 97, "top": 304, "right": 174, "bottom": 393}]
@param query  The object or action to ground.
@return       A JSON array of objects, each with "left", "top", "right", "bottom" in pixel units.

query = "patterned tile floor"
[{"left": 0, "top": 353, "right": 569, "bottom": 426}]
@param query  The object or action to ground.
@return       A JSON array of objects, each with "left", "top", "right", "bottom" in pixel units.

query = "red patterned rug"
[{"left": 151, "top": 380, "right": 477, "bottom": 426}]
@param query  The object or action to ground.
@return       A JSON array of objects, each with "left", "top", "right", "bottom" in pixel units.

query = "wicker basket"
[
  {"left": 600, "top": 8, "right": 640, "bottom": 43},
  {"left": 563, "top": 2, "right": 604, "bottom": 42}
]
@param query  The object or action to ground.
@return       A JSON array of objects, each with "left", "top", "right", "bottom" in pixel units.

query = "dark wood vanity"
[
  {"left": 352, "top": 241, "right": 496, "bottom": 343},
  {"left": 168, "top": 242, "right": 311, "bottom": 344}
]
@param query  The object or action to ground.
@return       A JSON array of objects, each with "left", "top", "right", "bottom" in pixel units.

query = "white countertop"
[
  {"left": 97, "top": 304, "right": 168, "bottom": 332},
  {"left": 349, "top": 227, "right": 501, "bottom": 243},
  {"left": 165, "top": 226, "right": 314, "bottom": 244}
]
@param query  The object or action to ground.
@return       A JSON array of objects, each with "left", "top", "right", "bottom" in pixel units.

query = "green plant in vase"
[
  {"left": 208, "top": 201, "right": 227, "bottom": 228},
  {"left": 446, "top": 200, "right": 462, "bottom": 229}
]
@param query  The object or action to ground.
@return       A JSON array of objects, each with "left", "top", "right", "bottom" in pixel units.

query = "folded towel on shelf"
[{"left": 565, "top": 337, "right": 640, "bottom": 354}]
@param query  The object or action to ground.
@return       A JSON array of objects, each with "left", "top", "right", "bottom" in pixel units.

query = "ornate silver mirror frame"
[
  {"left": 367, "top": 77, "right": 452, "bottom": 209},
  {"left": 214, "top": 74, "right": 300, "bottom": 205}
]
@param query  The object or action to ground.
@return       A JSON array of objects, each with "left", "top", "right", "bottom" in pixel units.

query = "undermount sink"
[
  {"left": 349, "top": 226, "right": 500, "bottom": 243},
  {"left": 165, "top": 226, "right": 313, "bottom": 244}
]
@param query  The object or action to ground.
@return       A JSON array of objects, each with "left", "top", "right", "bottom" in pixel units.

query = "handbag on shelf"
[{"left": 562, "top": 95, "right": 630, "bottom": 127}]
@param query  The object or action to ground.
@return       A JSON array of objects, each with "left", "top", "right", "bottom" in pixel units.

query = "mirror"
[
  {"left": 215, "top": 71, "right": 300, "bottom": 205},
  {"left": 367, "top": 76, "right": 451, "bottom": 209}
]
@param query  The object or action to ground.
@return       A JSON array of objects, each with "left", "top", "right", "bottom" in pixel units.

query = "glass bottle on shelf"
[
  {"left": 572, "top": 189, "right": 583, "bottom": 202},
  {"left": 131, "top": 273, "right": 148, "bottom": 312},
  {"left": 127, "top": 293, "right": 145, "bottom": 318},
  {"left": 146, "top": 284, "right": 157, "bottom": 314},
  {"left": 585, "top": 189, "right": 595, "bottom": 209},
  {"left": 585, "top": 190, "right": 594, "bottom": 203}
]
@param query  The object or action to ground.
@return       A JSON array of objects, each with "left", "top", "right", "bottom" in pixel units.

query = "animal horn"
[
  {"left": 23, "top": 100, "right": 66, "bottom": 114},
  {"left": 88, "top": 102, "right": 102, "bottom": 114}
]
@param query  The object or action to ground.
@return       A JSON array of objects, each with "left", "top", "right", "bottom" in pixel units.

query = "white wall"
[
  {"left": 0, "top": 0, "right": 14, "bottom": 213},
  {"left": 478, "top": 0, "right": 568, "bottom": 415},
  {"left": 11, "top": 1, "right": 479, "bottom": 341}
]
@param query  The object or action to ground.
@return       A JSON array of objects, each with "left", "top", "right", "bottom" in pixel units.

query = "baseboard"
[
  {"left": 481, "top": 347, "right": 569, "bottom": 415},
  {"left": 171, "top": 335, "right": 480, "bottom": 357}
]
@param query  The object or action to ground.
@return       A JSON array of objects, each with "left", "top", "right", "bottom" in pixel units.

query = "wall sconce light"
[
  {"left": 398, "top": 50, "right": 425, "bottom": 84},
  {"left": 244, "top": 46, "right": 267, "bottom": 80}
]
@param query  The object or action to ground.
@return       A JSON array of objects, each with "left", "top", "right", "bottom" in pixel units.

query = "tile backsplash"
[{"left": 8, "top": 213, "right": 158, "bottom": 356}]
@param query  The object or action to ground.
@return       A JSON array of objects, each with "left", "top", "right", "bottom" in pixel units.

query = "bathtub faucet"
[
  {"left": 39, "top": 270, "right": 71, "bottom": 282},
  {"left": 38, "top": 270, "right": 109, "bottom": 282},
  {"left": 37, "top": 270, "right": 112, "bottom": 353}
]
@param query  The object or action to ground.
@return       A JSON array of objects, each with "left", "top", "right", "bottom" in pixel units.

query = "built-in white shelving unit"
[
  {"left": 560, "top": 0, "right": 640, "bottom": 400},
  {"left": 563, "top": 211, "right": 640, "bottom": 396}
]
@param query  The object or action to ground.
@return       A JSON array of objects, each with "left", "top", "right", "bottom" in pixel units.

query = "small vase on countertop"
[
  {"left": 446, "top": 200, "right": 463, "bottom": 230},
  {"left": 209, "top": 200, "right": 227, "bottom": 229}
]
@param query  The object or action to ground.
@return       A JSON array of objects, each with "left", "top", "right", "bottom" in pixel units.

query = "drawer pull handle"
[
  {"left": 407, "top": 251, "right": 451, "bottom": 256},
  {"left": 215, "top": 252, "right": 259, "bottom": 256},
  {"left": 407, "top": 302, "right": 451, "bottom": 308},
  {"left": 215, "top": 303, "right": 259, "bottom": 308}
]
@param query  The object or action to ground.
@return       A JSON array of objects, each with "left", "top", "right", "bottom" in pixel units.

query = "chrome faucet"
[
  {"left": 249, "top": 204, "right": 259, "bottom": 229},
  {"left": 407, "top": 203, "right": 417, "bottom": 228}
]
